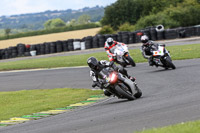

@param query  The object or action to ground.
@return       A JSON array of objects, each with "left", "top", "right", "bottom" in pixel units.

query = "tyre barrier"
[
  {"left": 194, "top": 25, "right": 200, "bottom": 36},
  {"left": 68, "top": 39, "right": 74, "bottom": 51},
  {"left": 134, "top": 31, "right": 142, "bottom": 43},
  {"left": 97, "top": 34, "right": 105, "bottom": 47},
  {"left": 40, "top": 43, "right": 45, "bottom": 55},
  {"left": 111, "top": 34, "right": 118, "bottom": 41},
  {"left": 149, "top": 27, "right": 157, "bottom": 41},
  {"left": 81, "top": 41, "right": 86, "bottom": 50},
  {"left": 85, "top": 36, "right": 93, "bottom": 49},
  {"left": 56, "top": 41, "right": 63, "bottom": 53},
  {"left": 50, "top": 42, "right": 56, "bottom": 54},
  {"left": 17, "top": 43, "right": 25, "bottom": 57},
  {"left": 0, "top": 49, "right": 2, "bottom": 59},
  {"left": 45, "top": 42, "right": 51, "bottom": 54},
  {"left": 157, "top": 31, "right": 165, "bottom": 40},
  {"left": 9, "top": 46, "right": 18, "bottom": 58},
  {"left": 63, "top": 41, "right": 68, "bottom": 52},
  {"left": 156, "top": 25, "right": 164, "bottom": 32},
  {"left": 117, "top": 33, "right": 122, "bottom": 42},
  {"left": 155, "top": 25, "right": 165, "bottom": 40},
  {"left": 1, "top": 25, "right": 200, "bottom": 60},
  {"left": 128, "top": 32, "right": 136, "bottom": 44},
  {"left": 164, "top": 29, "right": 178, "bottom": 39},
  {"left": 104, "top": 34, "right": 112, "bottom": 40},
  {"left": 142, "top": 29, "right": 151, "bottom": 39},
  {"left": 121, "top": 32, "right": 129, "bottom": 44},
  {"left": 73, "top": 39, "right": 81, "bottom": 50},
  {"left": 92, "top": 36, "right": 99, "bottom": 48}
]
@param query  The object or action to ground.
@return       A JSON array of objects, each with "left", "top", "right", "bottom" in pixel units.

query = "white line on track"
[{"left": 0, "top": 66, "right": 88, "bottom": 74}]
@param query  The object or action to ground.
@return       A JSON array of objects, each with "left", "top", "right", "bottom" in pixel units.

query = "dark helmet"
[
  {"left": 87, "top": 57, "right": 98, "bottom": 69},
  {"left": 106, "top": 37, "right": 114, "bottom": 46},
  {"left": 141, "top": 35, "right": 149, "bottom": 43}
]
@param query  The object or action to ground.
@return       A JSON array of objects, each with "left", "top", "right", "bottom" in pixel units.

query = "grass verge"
[
  {"left": 136, "top": 120, "right": 200, "bottom": 133},
  {"left": 0, "top": 88, "right": 102, "bottom": 121},
  {"left": 0, "top": 43, "right": 200, "bottom": 71}
]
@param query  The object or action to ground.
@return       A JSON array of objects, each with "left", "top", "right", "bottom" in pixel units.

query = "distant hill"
[{"left": 0, "top": 6, "right": 104, "bottom": 31}]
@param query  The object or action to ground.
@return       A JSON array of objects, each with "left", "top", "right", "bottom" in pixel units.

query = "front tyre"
[
  {"left": 126, "top": 55, "right": 136, "bottom": 67},
  {"left": 115, "top": 84, "right": 135, "bottom": 100},
  {"left": 134, "top": 84, "right": 142, "bottom": 98},
  {"left": 165, "top": 56, "right": 176, "bottom": 69}
]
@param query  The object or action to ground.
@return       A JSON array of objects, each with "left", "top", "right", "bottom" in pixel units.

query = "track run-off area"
[{"left": 0, "top": 38, "right": 200, "bottom": 133}]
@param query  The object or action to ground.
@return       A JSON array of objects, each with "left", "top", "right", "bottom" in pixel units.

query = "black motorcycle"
[
  {"left": 151, "top": 44, "right": 176, "bottom": 69},
  {"left": 97, "top": 67, "right": 142, "bottom": 100}
]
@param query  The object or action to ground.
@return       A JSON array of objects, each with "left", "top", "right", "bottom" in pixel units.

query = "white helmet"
[
  {"left": 141, "top": 35, "right": 149, "bottom": 43},
  {"left": 106, "top": 37, "right": 114, "bottom": 46}
]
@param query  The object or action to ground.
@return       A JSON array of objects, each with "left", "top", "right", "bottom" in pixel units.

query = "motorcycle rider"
[
  {"left": 104, "top": 37, "right": 126, "bottom": 65},
  {"left": 87, "top": 57, "right": 135, "bottom": 97},
  {"left": 141, "top": 35, "right": 158, "bottom": 66}
]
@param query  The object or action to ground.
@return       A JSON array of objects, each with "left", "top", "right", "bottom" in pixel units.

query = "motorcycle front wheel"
[
  {"left": 125, "top": 55, "right": 136, "bottom": 67},
  {"left": 165, "top": 56, "right": 176, "bottom": 69},
  {"left": 115, "top": 84, "right": 135, "bottom": 100}
]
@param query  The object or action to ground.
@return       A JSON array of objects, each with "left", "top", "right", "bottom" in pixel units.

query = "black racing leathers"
[
  {"left": 141, "top": 41, "right": 158, "bottom": 66},
  {"left": 89, "top": 60, "right": 130, "bottom": 88}
]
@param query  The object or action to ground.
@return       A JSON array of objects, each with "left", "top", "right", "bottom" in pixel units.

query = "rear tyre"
[{"left": 115, "top": 84, "right": 135, "bottom": 100}]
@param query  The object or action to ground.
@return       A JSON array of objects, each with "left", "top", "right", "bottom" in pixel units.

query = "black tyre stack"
[
  {"left": 164, "top": 29, "right": 178, "bottom": 39},
  {"left": 56, "top": 41, "right": 63, "bottom": 52},
  {"left": 10, "top": 46, "right": 18, "bottom": 58},
  {"left": 0, "top": 50, "right": 1, "bottom": 59},
  {"left": 134, "top": 31, "right": 142, "bottom": 43},
  {"left": 177, "top": 27, "right": 186, "bottom": 38},
  {"left": 184, "top": 26, "right": 196, "bottom": 37},
  {"left": 92, "top": 36, "right": 99, "bottom": 48},
  {"left": 63, "top": 40, "right": 68, "bottom": 51},
  {"left": 104, "top": 34, "right": 111, "bottom": 41},
  {"left": 98, "top": 34, "right": 105, "bottom": 47},
  {"left": 128, "top": 32, "right": 136, "bottom": 44},
  {"left": 40, "top": 43, "right": 45, "bottom": 55},
  {"left": 68, "top": 39, "right": 74, "bottom": 51},
  {"left": 196, "top": 26, "right": 200, "bottom": 36},
  {"left": 24, "top": 45, "right": 31, "bottom": 56},
  {"left": 17, "top": 43, "right": 26, "bottom": 57},
  {"left": 111, "top": 34, "right": 118, "bottom": 41},
  {"left": 149, "top": 27, "right": 157, "bottom": 40},
  {"left": 44, "top": 42, "right": 50, "bottom": 54},
  {"left": 121, "top": 32, "right": 129, "bottom": 44},
  {"left": 117, "top": 33, "right": 122, "bottom": 42},
  {"left": 85, "top": 36, "right": 93, "bottom": 49},
  {"left": 50, "top": 42, "right": 56, "bottom": 54}
]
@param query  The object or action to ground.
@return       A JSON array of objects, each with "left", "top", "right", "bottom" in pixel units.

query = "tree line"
[{"left": 99, "top": 0, "right": 200, "bottom": 33}]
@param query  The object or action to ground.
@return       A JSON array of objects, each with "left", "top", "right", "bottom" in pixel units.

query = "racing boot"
[{"left": 128, "top": 76, "right": 136, "bottom": 82}]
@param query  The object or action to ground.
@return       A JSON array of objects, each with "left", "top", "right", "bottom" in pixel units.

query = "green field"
[
  {"left": 136, "top": 120, "right": 200, "bottom": 133},
  {"left": 0, "top": 88, "right": 102, "bottom": 121},
  {"left": 0, "top": 44, "right": 200, "bottom": 71}
]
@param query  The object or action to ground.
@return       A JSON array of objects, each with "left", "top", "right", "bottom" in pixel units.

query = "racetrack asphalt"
[{"left": 0, "top": 58, "right": 200, "bottom": 133}]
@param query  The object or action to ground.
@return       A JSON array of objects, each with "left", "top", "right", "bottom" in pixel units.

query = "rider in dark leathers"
[
  {"left": 87, "top": 57, "right": 135, "bottom": 97},
  {"left": 140, "top": 35, "right": 159, "bottom": 66}
]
